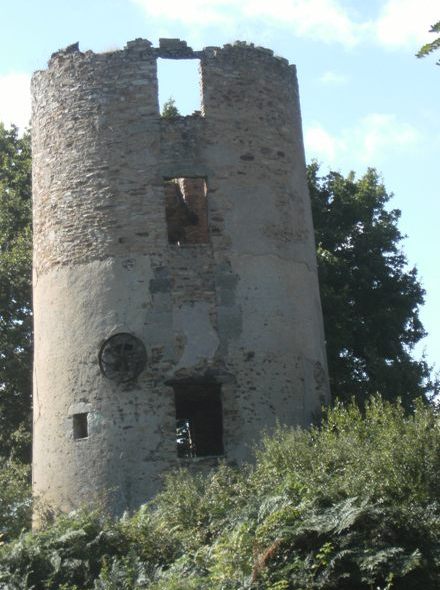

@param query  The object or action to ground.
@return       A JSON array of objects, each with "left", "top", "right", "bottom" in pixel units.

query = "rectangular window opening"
[
  {"left": 158, "top": 58, "right": 202, "bottom": 117},
  {"left": 164, "top": 177, "right": 209, "bottom": 245},
  {"left": 73, "top": 413, "right": 88, "bottom": 440},
  {"left": 174, "top": 381, "right": 223, "bottom": 458}
]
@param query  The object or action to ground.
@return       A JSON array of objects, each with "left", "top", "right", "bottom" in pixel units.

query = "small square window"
[{"left": 73, "top": 413, "right": 88, "bottom": 439}]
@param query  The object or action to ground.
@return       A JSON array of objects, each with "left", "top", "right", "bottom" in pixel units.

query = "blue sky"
[{"left": 1, "top": 0, "right": 439, "bottom": 374}]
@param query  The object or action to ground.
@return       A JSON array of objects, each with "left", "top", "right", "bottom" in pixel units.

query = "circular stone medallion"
[{"left": 99, "top": 333, "right": 147, "bottom": 383}]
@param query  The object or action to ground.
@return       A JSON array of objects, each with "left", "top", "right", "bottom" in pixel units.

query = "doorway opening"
[{"left": 173, "top": 381, "right": 223, "bottom": 458}]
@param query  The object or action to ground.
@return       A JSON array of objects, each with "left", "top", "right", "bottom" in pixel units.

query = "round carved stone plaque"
[{"left": 99, "top": 333, "right": 147, "bottom": 383}]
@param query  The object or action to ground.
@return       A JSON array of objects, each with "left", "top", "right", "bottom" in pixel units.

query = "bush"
[
  {"left": 0, "top": 459, "right": 31, "bottom": 541},
  {"left": 1, "top": 397, "right": 439, "bottom": 589}
]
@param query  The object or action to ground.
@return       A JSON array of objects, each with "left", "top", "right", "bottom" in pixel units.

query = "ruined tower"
[{"left": 32, "top": 38, "right": 330, "bottom": 516}]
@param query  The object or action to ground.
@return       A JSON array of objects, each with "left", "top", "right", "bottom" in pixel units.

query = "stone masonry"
[{"left": 32, "top": 38, "right": 330, "bottom": 517}]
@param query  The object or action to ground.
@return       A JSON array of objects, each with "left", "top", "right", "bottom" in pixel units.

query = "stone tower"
[{"left": 32, "top": 38, "right": 329, "bottom": 516}]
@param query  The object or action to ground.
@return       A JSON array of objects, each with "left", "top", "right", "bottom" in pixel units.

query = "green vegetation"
[
  {"left": 1, "top": 397, "right": 439, "bottom": 588},
  {"left": 0, "top": 458, "right": 31, "bottom": 540},
  {"left": 417, "top": 21, "right": 440, "bottom": 64},
  {"left": 309, "top": 163, "right": 432, "bottom": 407},
  {"left": 161, "top": 97, "right": 180, "bottom": 118},
  {"left": 0, "top": 122, "right": 33, "bottom": 551},
  {"left": 0, "top": 123, "right": 32, "bottom": 464}
]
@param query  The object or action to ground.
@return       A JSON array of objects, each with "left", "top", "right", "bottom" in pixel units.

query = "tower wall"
[{"left": 32, "top": 39, "right": 329, "bottom": 516}]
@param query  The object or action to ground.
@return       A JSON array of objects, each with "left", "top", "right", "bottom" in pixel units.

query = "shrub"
[
  {"left": 0, "top": 459, "right": 31, "bottom": 541},
  {"left": 1, "top": 397, "right": 439, "bottom": 589}
]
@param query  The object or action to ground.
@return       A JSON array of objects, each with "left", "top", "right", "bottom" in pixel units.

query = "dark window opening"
[
  {"left": 174, "top": 381, "right": 223, "bottom": 458},
  {"left": 157, "top": 58, "right": 202, "bottom": 116},
  {"left": 73, "top": 413, "right": 88, "bottom": 440},
  {"left": 164, "top": 177, "right": 208, "bottom": 245}
]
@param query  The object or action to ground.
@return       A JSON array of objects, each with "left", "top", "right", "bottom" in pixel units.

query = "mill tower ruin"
[{"left": 32, "top": 38, "right": 330, "bottom": 516}]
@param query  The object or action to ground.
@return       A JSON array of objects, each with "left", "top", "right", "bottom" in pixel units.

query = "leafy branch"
[{"left": 416, "top": 21, "right": 440, "bottom": 64}]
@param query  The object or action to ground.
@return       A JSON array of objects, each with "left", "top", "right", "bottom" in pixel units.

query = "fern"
[{"left": 1, "top": 398, "right": 440, "bottom": 589}]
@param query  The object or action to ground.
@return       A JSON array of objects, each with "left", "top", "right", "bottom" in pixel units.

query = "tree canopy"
[
  {"left": 308, "top": 163, "right": 431, "bottom": 407},
  {"left": 0, "top": 123, "right": 32, "bottom": 462}
]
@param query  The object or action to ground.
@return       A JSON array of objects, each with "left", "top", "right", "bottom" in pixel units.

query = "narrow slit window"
[
  {"left": 164, "top": 177, "right": 208, "bottom": 245},
  {"left": 73, "top": 413, "right": 88, "bottom": 440},
  {"left": 174, "top": 381, "right": 223, "bottom": 458},
  {"left": 158, "top": 59, "right": 202, "bottom": 116}
]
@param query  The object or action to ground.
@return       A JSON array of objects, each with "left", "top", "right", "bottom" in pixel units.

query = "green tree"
[
  {"left": 416, "top": 21, "right": 440, "bottom": 64},
  {"left": 308, "top": 163, "right": 431, "bottom": 407},
  {"left": 0, "top": 458, "right": 31, "bottom": 539},
  {"left": 161, "top": 97, "right": 179, "bottom": 118},
  {"left": 0, "top": 123, "right": 32, "bottom": 462}
]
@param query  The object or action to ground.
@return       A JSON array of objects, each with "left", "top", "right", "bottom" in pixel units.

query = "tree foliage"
[
  {"left": 161, "top": 97, "right": 180, "bottom": 118},
  {"left": 0, "top": 123, "right": 32, "bottom": 462},
  {"left": 0, "top": 458, "right": 31, "bottom": 540},
  {"left": 416, "top": 21, "right": 440, "bottom": 64},
  {"left": 308, "top": 163, "right": 431, "bottom": 407},
  {"left": 1, "top": 398, "right": 440, "bottom": 588}
]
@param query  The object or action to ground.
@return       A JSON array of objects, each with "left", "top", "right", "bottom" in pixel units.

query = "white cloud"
[
  {"left": 319, "top": 70, "right": 348, "bottom": 85},
  {"left": 305, "top": 124, "right": 342, "bottom": 162},
  {"left": 0, "top": 73, "right": 31, "bottom": 131},
  {"left": 356, "top": 114, "right": 420, "bottom": 162},
  {"left": 240, "top": 0, "right": 363, "bottom": 46},
  {"left": 130, "top": 0, "right": 440, "bottom": 51},
  {"left": 130, "top": 0, "right": 235, "bottom": 26},
  {"left": 130, "top": 0, "right": 366, "bottom": 47},
  {"left": 305, "top": 114, "right": 420, "bottom": 167},
  {"left": 375, "top": 0, "right": 439, "bottom": 49}
]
